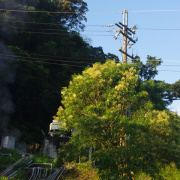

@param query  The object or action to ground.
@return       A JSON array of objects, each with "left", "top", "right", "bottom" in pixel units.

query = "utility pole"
[
  {"left": 122, "top": 10, "right": 128, "bottom": 63},
  {"left": 108, "top": 10, "right": 137, "bottom": 63}
]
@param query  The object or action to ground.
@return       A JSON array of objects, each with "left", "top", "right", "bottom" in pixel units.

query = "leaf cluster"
[{"left": 55, "top": 61, "right": 180, "bottom": 179}]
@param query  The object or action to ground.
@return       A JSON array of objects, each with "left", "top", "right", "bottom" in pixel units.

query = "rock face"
[
  {"left": 43, "top": 137, "right": 57, "bottom": 158},
  {"left": 43, "top": 136, "right": 69, "bottom": 158}
]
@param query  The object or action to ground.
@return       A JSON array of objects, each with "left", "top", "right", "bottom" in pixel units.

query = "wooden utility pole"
[
  {"left": 122, "top": 10, "right": 128, "bottom": 63},
  {"left": 108, "top": 10, "right": 137, "bottom": 63}
]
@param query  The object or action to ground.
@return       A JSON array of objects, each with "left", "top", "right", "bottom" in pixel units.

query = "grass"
[
  {"left": 31, "top": 152, "right": 51, "bottom": 163},
  {"left": 0, "top": 147, "right": 21, "bottom": 173},
  {"left": 134, "top": 163, "right": 180, "bottom": 180},
  {"left": 60, "top": 162, "right": 180, "bottom": 180},
  {"left": 61, "top": 162, "right": 100, "bottom": 180},
  {"left": 1, "top": 148, "right": 180, "bottom": 180},
  {"left": 0, "top": 149, "right": 51, "bottom": 180}
]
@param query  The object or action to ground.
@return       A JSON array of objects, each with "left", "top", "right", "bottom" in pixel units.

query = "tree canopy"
[
  {"left": 0, "top": 1, "right": 179, "bottom": 161},
  {"left": 55, "top": 60, "right": 180, "bottom": 179},
  {"left": 0, "top": 0, "right": 120, "bottom": 144}
]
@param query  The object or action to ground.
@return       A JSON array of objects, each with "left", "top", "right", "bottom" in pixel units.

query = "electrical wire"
[
  {"left": 0, "top": 20, "right": 107, "bottom": 27},
  {"left": 138, "top": 28, "right": 180, "bottom": 31},
  {"left": 0, "top": 53, "right": 106, "bottom": 64},
  {"left": 2, "top": 54, "right": 180, "bottom": 68},
  {"left": 0, "top": 9, "right": 122, "bottom": 14},
  {"left": 160, "top": 65, "right": 180, "bottom": 67},
  {"left": 2, "top": 54, "right": 180, "bottom": 72},
  {"left": 3, "top": 20, "right": 180, "bottom": 32},
  {"left": 8, "top": 26, "right": 71, "bottom": 32},
  {"left": 2, "top": 8, "right": 180, "bottom": 14},
  {"left": 3, "top": 26, "right": 113, "bottom": 35},
  {"left": 4, "top": 56, "right": 89, "bottom": 68},
  {"left": 158, "top": 70, "right": 180, "bottom": 72},
  {"left": 5, "top": 25, "right": 113, "bottom": 33},
  {"left": 20, "top": 31, "right": 114, "bottom": 36},
  {"left": 2, "top": 53, "right": 180, "bottom": 63},
  {"left": 132, "top": 59, "right": 180, "bottom": 62},
  {"left": 0, "top": 20, "right": 61, "bottom": 26},
  {"left": 1, "top": 9, "right": 180, "bottom": 73},
  {"left": 10, "top": 59, "right": 180, "bottom": 72},
  {"left": 2, "top": 29, "right": 113, "bottom": 36},
  {"left": 0, "top": 9, "right": 81, "bottom": 14},
  {"left": 128, "top": 10, "right": 180, "bottom": 13},
  {"left": 5, "top": 23, "right": 180, "bottom": 35},
  {"left": 3, "top": 53, "right": 106, "bottom": 62}
]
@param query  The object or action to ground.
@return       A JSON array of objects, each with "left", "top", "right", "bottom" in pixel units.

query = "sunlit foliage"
[{"left": 55, "top": 60, "right": 180, "bottom": 179}]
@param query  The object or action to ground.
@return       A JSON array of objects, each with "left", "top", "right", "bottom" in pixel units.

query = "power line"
[
  {"left": 2, "top": 53, "right": 180, "bottom": 67},
  {"left": 158, "top": 70, "right": 180, "bottom": 72},
  {"left": 2, "top": 29, "right": 113, "bottom": 36},
  {"left": 0, "top": 20, "right": 61, "bottom": 26},
  {"left": 10, "top": 59, "right": 180, "bottom": 72},
  {"left": 0, "top": 9, "right": 80, "bottom": 14},
  {"left": 128, "top": 10, "right": 180, "bottom": 13},
  {"left": 0, "top": 9, "right": 119, "bottom": 15},
  {"left": 6, "top": 25, "right": 113, "bottom": 33},
  {"left": 9, "top": 53, "right": 106, "bottom": 62},
  {"left": 3, "top": 20, "right": 180, "bottom": 31},
  {"left": 160, "top": 65, "right": 180, "bottom": 67},
  {"left": 3, "top": 53, "right": 180, "bottom": 63},
  {"left": 0, "top": 9, "right": 121, "bottom": 15},
  {"left": 4, "top": 20, "right": 180, "bottom": 32},
  {"left": 0, "top": 54, "right": 106, "bottom": 64},
  {"left": 4, "top": 56, "right": 88, "bottom": 68},
  {"left": 139, "top": 28, "right": 180, "bottom": 31},
  {"left": 132, "top": 59, "right": 180, "bottom": 62},
  {"left": 2, "top": 54, "right": 180, "bottom": 72},
  {"left": 20, "top": 31, "right": 114, "bottom": 36},
  {"left": 8, "top": 26, "right": 70, "bottom": 32},
  {"left": 0, "top": 20, "right": 107, "bottom": 27},
  {"left": 2, "top": 8, "right": 180, "bottom": 14}
]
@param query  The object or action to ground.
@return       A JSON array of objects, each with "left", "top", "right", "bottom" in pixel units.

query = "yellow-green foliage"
[
  {"left": 55, "top": 60, "right": 180, "bottom": 179},
  {"left": 0, "top": 177, "right": 8, "bottom": 180},
  {"left": 31, "top": 152, "right": 50, "bottom": 163},
  {"left": 160, "top": 163, "right": 180, "bottom": 179},
  {"left": 55, "top": 60, "right": 140, "bottom": 131},
  {"left": 61, "top": 162, "right": 100, "bottom": 180},
  {"left": 135, "top": 163, "right": 180, "bottom": 180}
]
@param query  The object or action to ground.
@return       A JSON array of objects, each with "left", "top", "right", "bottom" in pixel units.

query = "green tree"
[
  {"left": 0, "top": 0, "right": 88, "bottom": 30},
  {"left": 132, "top": 55, "right": 162, "bottom": 80},
  {"left": 0, "top": 0, "right": 113, "bottom": 144},
  {"left": 132, "top": 56, "right": 171, "bottom": 109},
  {"left": 141, "top": 80, "right": 169, "bottom": 110},
  {"left": 55, "top": 60, "right": 180, "bottom": 179},
  {"left": 165, "top": 80, "right": 180, "bottom": 101}
]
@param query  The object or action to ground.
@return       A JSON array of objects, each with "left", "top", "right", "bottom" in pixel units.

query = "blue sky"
[{"left": 81, "top": 0, "right": 180, "bottom": 113}]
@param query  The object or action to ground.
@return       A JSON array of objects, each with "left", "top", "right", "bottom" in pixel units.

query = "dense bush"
[
  {"left": 0, "top": 148, "right": 20, "bottom": 172},
  {"left": 61, "top": 162, "right": 100, "bottom": 180}
]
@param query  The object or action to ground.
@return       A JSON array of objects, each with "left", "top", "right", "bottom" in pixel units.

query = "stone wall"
[{"left": 43, "top": 136, "right": 69, "bottom": 158}]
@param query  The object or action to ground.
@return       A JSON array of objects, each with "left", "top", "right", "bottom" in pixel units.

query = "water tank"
[
  {"left": 1, "top": 136, "right": 15, "bottom": 149},
  {"left": 49, "top": 120, "right": 61, "bottom": 137}
]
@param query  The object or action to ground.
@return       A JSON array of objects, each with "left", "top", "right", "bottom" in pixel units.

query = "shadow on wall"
[{"left": 42, "top": 119, "right": 69, "bottom": 158}]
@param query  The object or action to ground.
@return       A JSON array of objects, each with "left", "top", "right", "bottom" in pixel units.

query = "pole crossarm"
[
  {"left": 118, "top": 22, "right": 135, "bottom": 34},
  {"left": 118, "top": 49, "right": 134, "bottom": 59},
  {"left": 108, "top": 10, "right": 137, "bottom": 63},
  {"left": 118, "top": 30, "right": 136, "bottom": 44},
  {"left": 115, "top": 23, "right": 132, "bottom": 36}
]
